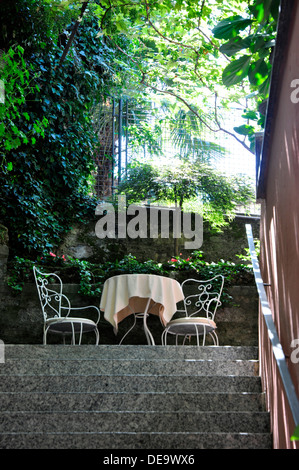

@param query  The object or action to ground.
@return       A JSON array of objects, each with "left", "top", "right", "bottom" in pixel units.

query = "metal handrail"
[{"left": 246, "top": 224, "right": 299, "bottom": 428}]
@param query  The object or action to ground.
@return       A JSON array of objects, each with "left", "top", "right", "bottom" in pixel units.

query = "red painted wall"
[{"left": 259, "top": 3, "right": 299, "bottom": 449}]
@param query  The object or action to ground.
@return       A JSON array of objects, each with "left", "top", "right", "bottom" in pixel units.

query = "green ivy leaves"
[
  {"left": 0, "top": 2, "right": 107, "bottom": 255},
  {"left": 0, "top": 46, "right": 49, "bottom": 171}
]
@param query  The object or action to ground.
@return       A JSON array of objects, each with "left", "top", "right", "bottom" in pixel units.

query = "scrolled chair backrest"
[
  {"left": 33, "top": 266, "right": 66, "bottom": 321},
  {"left": 181, "top": 275, "right": 224, "bottom": 320}
]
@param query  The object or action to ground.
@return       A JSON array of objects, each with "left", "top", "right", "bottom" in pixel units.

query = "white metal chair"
[
  {"left": 161, "top": 275, "right": 224, "bottom": 346},
  {"left": 33, "top": 266, "right": 100, "bottom": 345}
]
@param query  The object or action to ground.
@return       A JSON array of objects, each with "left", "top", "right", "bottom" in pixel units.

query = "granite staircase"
[{"left": 0, "top": 344, "right": 272, "bottom": 449}]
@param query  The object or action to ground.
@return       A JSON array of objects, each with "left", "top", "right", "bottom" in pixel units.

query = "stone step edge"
[
  {"left": 0, "top": 361, "right": 259, "bottom": 377},
  {"left": 0, "top": 431, "right": 273, "bottom": 449},
  {"left": 0, "top": 375, "right": 262, "bottom": 390},
  {"left": 0, "top": 412, "right": 271, "bottom": 433},
  {"left": 0, "top": 431, "right": 271, "bottom": 436},
  {"left": 0, "top": 390, "right": 267, "bottom": 409},
  {"left": 0, "top": 371, "right": 260, "bottom": 376},
  {"left": 0, "top": 410, "right": 270, "bottom": 417},
  {"left": 3, "top": 345, "right": 259, "bottom": 360},
  {"left": 0, "top": 390, "right": 264, "bottom": 395},
  {"left": 0, "top": 357, "right": 259, "bottom": 364}
]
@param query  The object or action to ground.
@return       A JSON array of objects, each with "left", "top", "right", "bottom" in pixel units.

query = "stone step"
[
  {"left": 0, "top": 374, "right": 262, "bottom": 393},
  {"left": 0, "top": 391, "right": 266, "bottom": 412},
  {"left": 0, "top": 410, "right": 270, "bottom": 434},
  {"left": 0, "top": 358, "right": 259, "bottom": 376},
  {"left": 3, "top": 344, "right": 259, "bottom": 361},
  {"left": 0, "top": 431, "right": 272, "bottom": 450},
  {"left": 0, "top": 344, "right": 272, "bottom": 449}
]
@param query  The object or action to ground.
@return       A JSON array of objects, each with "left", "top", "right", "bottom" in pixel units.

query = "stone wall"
[
  {"left": 0, "top": 280, "right": 258, "bottom": 346},
  {"left": 0, "top": 216, "right": 259, "bottom": 346},
  {"left": 57, "top": 212, "right": 260, "bottom": 264},
  {"left": 0, "top": 225, "right": 9, "bottom": 283}
]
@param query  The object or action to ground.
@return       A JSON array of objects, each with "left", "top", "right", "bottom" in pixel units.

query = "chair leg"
[
  {"left": 209, "top": 331, "right": 219, "bottom": 346},
  {"left": 78, "top": 323, "right": 83, "bottom": 345},
  {"left": 143, "top": 313, "right": 155, "bottom": 346},
  {"left": 161, "top": 329, "right": 169, "bottom": 346},
  {"left": 71, "top": 323, "right": 75, "bottom": 345},
  {"left": 95, "top": 328, "right": 100, "bottom": 345},
  {"left": 43, "top": 328, "right": 47, "bottom": 346},
  {"left": 202, "top": 325, "right": 206, "bottom": 346}
]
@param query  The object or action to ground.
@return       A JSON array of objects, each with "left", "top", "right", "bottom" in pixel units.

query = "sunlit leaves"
[
  {"left": 0, "top": 0, "right": 102, "bottom": 255},
  {"left": 0, "top": 46, "right": 48, "bottom": 169},
  {"left": 212, "top": 15, "right": 253, "bottom": 40},
  {"left": 117, "top": 158, "right": 255, "bottom": 228},
  {"left": 214, "top": 2, "right": 278, "bottom": 94},
  {"left": 291, "top": 424, "right": 299, "bottom": 441},
  {"left": 222, "top": 55, "right": 251, "bottom": 87},
  {"left": 211, "top": 0, "right": 279, "bottom": 137},
  {"left": 248, "top": 58, "right": 269, "bottom": 86},
  {"left": 233, "top": 124, "right": 255, "bottom": 136},
  {"left": 219, "top": 36, "right": 252, "bottom": 56},
  {"left": 250, "top": 0, "right": 280, "bottom": 23}
]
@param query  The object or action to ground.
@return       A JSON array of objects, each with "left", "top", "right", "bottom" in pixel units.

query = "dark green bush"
[{"left": 6, "top": 251, "right": 254, "bottom": 306}]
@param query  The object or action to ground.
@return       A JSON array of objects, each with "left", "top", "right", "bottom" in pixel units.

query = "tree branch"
[
  {"left": 57, "top": 1, "right": 90, "bottom": 68},
  {"left": 142, "top": 79, "right": 252, "bottom": 153},
  {"left": 197, "top": 27, "right": 231, "bottom": 62},
  {"left": 106, "top": 32, "right": 252, "bottom": 153},
  {"left": 213, "top": 92, "right": 252, "bottom": 152},
  {"left": 144, "top": 0, "right": 199, "bottom": 54}
]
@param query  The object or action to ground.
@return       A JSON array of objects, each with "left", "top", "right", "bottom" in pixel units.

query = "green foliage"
[
  {"left": 0, "top": 46, "right": 48, "bottom": 171},
  {"left": 0, "top": 0, "right": 124, "bottom": 256},
  {"left": 0, "top": 0, "right": 274, "bottom": 257},
  {"left": 117, "top": 159, "right": 255, "bottom": 228},
  {"left": 212, "top": 15, "right": 253, "bottom": 40},
  {"left": 169, "top": 109, "right": 226, "bottom": 162},
  {"left": 166, "top": 250, "right": 253, "bottom": 304},
  {"left": 236, "top": 239, "right": 260, "bottom": 264},
  {"left": 6, "top": 257, "right": 36, "bottom": 292},
  {"left": 291, "top": 424, "right": 299, "bottom": 441},
  {"left": 221, "top": 55, "right": 252, "bottom": 87},
  {"left": 91, "top": 0, "right": 280, "bottom": 152},
  {"left": 7, "top": 251, "right": 253, "bottom": 306},
  {"left": 214, "top": 2, "right": 279, "bottom": 91},
  {"left": 213, "top": 0, "right": 280, "bottom": 134},
  {"left": 127, "top": 122, "right": 163, "bottom": 156}
]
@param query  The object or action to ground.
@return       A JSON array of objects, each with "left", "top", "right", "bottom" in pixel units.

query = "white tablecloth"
[{"left": 100, "top": 274, "right": 184, "bottom": 331}]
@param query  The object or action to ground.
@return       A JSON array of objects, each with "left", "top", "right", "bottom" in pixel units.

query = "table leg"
[
  {"left": 143, "top": 298, "right": 155, "bottom": 345},
  {"left": 118, "top": 298, "right": 156, "bottom": 345}
]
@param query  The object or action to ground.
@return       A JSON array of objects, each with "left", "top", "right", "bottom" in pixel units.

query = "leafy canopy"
[
  {"left": 0, "top": 0, "right": 276, "bottom": 257},
  {"left": 92, "top": 0, "right": 279, "bottom": 152},
  {"left": 117, "top": 159, "right": 254, "bottom": 228}
]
